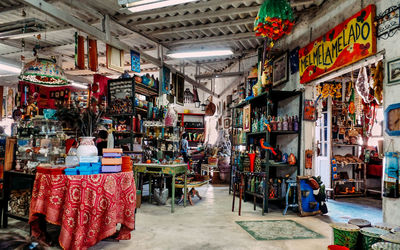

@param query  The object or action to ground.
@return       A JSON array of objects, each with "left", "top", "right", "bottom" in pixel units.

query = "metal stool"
[{"left": 283, "top": 179, "right": 298, "bottom": 215}]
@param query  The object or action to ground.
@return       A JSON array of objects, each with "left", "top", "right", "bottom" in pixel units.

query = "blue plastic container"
[
  {"left": 92, "top": 166, "right": 101, "bottom": 174},
  {"left": 79, "top": 162, "right": 91, "bottom": 167},
  {"left": 64, "top": 168, "right": 78, "bottom": 175},
  {"left": 91, "top": 162, "right": 101, "bottom": 168}
]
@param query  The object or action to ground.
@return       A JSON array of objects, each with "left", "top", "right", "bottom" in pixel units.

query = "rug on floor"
[{"left": 236, "top": 220, "right": 324, "bottom": 241}]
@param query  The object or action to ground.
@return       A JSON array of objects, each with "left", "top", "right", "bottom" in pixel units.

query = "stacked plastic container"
[
  {"left": 64, "top": 156, "right": 101, "bottom": 175},
  {"left": 101, "top": 148, "right": 123, "bottom": 173},
  {"left": 122, "top": 156, "right": 133, "bottom": 172}
]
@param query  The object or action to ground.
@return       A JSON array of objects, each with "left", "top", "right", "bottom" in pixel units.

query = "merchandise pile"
[{"left": 101, "top": 148, "right": 123, "bottom": 173}]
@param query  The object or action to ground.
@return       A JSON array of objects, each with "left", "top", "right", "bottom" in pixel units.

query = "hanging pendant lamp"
[
  {"left": 19, "top": 58, "right": 68, "bottom": 86},
  {"left": 254, "top": 0, "right": 295, "bottom": 41}
]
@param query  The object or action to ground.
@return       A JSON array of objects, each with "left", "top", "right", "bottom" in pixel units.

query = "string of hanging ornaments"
[
  {"left": 252, "top": 0, "right": 295, "bottom": 94},
  {"left": 254, "top": 0, "right": 295, "bottom": 45}
]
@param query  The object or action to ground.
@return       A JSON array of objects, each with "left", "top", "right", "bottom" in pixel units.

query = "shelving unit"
[
  {"left": 230, "top": 90, "right": 303, "bottom": 214},
  {"left": 107, "top": 78, "right": 158, "bottom": 152},
  {"left": 331, "top": 144, "right": 367, "bottom": 199},
  {"left": 178, "top": 113, "right": 205, "bottom": 148},
  {"left": 142, "top": 124, "right": 180, "bottom": 161}
]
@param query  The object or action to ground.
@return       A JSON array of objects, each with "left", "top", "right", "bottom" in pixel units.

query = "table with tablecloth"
[{"left": 29, "top": 172, "right": 136, "bottom": 250}]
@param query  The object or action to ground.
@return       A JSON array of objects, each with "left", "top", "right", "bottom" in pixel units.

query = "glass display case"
[{"left": 15, "top": 118, "right": 67, "bottom": 174}]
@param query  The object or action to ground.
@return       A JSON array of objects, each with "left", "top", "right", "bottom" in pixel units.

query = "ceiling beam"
[
  {"left": 152, "top": 17, "right": 254, "bottom": 36},
  {"left": 119, "top": 0, "right": 260, "bottom": 22},
  {"left": 126, "top": 6, "right": 260, "bottom": 27},
  {"left": 0, "top": 3, "right": 25, "bottom": 14},
  {"left": 19, "top": 0, "right": 218, "bottom": 95},
  {"left": 164, "top": 32, "right": 259, "bottom": 46}
]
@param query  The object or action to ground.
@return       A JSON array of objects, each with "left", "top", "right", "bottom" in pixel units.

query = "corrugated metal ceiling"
[{"left": 0, "top": 0, "right": 325, "bottom": 79}]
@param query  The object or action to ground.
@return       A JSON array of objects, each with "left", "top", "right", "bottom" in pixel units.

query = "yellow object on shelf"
[{"left": 184, "top": 109, "right": 190, "bottom": 113}]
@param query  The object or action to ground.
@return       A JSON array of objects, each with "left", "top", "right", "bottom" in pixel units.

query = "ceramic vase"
[{"left": 77, "top": 137, "right": 98, "bottom": 157}]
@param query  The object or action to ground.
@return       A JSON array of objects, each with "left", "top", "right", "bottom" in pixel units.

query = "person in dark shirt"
[
  {"left": 181, "top": 133, "right": 189, "bottom": 163},
  {"left": 96, "top": 130, "right": 108, "bottom": 155}
]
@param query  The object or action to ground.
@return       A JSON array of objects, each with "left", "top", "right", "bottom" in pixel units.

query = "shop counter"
[
  {"left": 29, "top": 172, "right": 136, "bottom": 250},
  {"left": 134, "top": 163, "right": 187, "bottom": 213}
]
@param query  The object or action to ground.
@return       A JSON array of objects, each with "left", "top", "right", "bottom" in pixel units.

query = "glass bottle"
[
  {"left": 259, "top": 111, "right": 264, "bottom": 132},
  {"left": 251, "top": 176, "right": 255, "bottom": 192},
  {"left": 288, "top": 116, "right": 293, "bottom": 131},
  {"left": 283, "top": 115, "right": 288, "bottom": 131},
  {"left": 271, "top": 116, "right": 276, "bottom": 131},
  {"left": 277, "top": 117, "right": 282, "bottom": 131},
  {"left": 255, "top": 177, "right": 260, "bottom": 193},
  {"left": 294, "top": 115, "right": 299, "bottom": 131}
]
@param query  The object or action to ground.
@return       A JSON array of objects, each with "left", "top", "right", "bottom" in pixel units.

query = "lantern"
[
  {"left": 254, "top": 0, "right": 295, "bottom": 41},
  {"left": 19, "top": 58, "right": 68, "bottom": 86}
]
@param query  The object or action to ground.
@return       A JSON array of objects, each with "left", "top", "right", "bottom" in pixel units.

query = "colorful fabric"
[
  {"left": 254, "top": 0, "right": 294, "bottom": 40},
  {"left": 29, "top": 172, "right": 136, "bottom": 250}
]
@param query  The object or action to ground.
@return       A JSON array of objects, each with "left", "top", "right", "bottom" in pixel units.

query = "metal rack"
[{"left": 230, "top": 90, "right": 303, "bottom": 214}]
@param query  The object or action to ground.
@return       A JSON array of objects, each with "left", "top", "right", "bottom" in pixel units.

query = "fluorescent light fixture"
[
  {"left": 0, "top": 63, "right": 21, "bottom": 74},
  {"left": 127, "top": 0, "right": 197, "bottom": 13},
  {"left": 168, "top": 49, "right": 233, "bottom": 59},
  {"left": 70, "top": 81, "right": 88, "bottom": 89}
]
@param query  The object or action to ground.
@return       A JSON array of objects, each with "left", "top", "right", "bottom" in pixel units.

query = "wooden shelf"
[
  {"left": 178, "top": 113, "right": 205, "bottom": 116},
  {"left": 247, "top": 131, "right": 267, "bottom": 136},
  {"left": 270, "top": 130, "right": 299, "bottom": 135},
  {"left": 333, "top": 193, "right": 365, "bottom": 198},
  {"left": 245, "top": 191, "right": 264, "bottom": 198},
  {"left": 136, "top": 107, "right": 148, "bottom": 113},
  {"left": 109, "top": 113, "right": 135, "bottom": 117},
  {"left": 135, "top": 82, "right": 158, "bottom": 96},
  {"left": 333, "top": 144, "right": 361, "bottom": 147},
  {"left": 334, "top": 179, "right": 364, "bottom": 183}
]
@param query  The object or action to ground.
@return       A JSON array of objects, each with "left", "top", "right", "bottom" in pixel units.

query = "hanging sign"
[
  {"left": 130, "top": 50, "right": 140, "bottom": 73},
  {"left": 299, "top": 5, "right": 377, "bottom": 84}
]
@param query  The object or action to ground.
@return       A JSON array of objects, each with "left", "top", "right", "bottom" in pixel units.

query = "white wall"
[
  {"left": 219, "top": 0, "right": 400, "bottom": 222},
  {"left": 376, "top": 0, "right": 400, "bottom": 225}
]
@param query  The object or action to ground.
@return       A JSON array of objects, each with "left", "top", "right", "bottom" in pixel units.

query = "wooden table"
[
  {"left": 2, "top": 170, "right": 36, "bottom": 228},
  {"left": 134, "top": 163, "right": 187, "bottom": 213}
]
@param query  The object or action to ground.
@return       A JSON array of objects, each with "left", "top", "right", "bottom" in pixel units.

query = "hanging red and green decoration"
[
  {"left": 254, "top": 0, "right": 295, "bottom": 41},
  {"left": 19, "top": 58, "right": 68, "bottom": 86}
]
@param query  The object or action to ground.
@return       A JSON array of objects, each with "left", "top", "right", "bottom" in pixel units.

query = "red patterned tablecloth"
[{"left": 29, "top": 172, "right": 136, "bottom": 250}]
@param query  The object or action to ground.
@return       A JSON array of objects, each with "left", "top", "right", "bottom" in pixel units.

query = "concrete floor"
[
  {"left": 3, "top": 184, "right": 384, "bottom": 250},
  {"left": 95, "top": 185, "right": 334, "bottom": 250}
]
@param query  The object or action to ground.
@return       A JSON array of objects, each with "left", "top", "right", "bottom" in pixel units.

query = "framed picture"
[
  {"left": 385, "top": 103, "right": 400, "bottom": 136},
  {"left": 106, "top": 45, "right": 124, "bottom": 73},
  {"left": 161, "top": 66, "right": 170, "bottom": 94},
  {"left": 387, "top": 57, "right": 400, "bottom": 85},
  {"left": 224, "top": 118, "right": 231, "bottom": 129},
  {"left": 273, "top": 52, "right": 289, "bottom": 86},
  {"left": 175, "top": 73, "right": 185, "bottom": 106},
  {"left": 130, "top": 50, "right": 140, "bottom": 73},
  {"left": 243, "top": 104, "right": 251, "bottom": 132},
  {"left": 304, "top": 99, "right": 316, "bottom": 121}
]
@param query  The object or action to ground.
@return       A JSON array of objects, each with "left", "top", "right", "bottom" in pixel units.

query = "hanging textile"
[
  {"left": 75, "top": 33, "right": 85, "bottom": 70},
  {"left": 87, "top": 38, "right": 98, "bottom": 72},
  {"left": 348, "top": 86, "right": 356, "bottom": 124}
]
